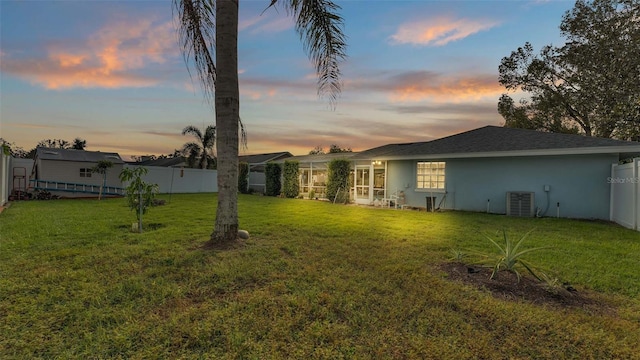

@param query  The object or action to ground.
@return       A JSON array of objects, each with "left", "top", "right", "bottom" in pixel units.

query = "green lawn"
[{"left": 1, "top": 194, "right": 639, "bottom": 359}]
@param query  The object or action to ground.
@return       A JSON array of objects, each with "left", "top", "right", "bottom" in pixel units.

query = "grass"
[{"left": 1, "top": 193, "right": 639, "bottom": 359}]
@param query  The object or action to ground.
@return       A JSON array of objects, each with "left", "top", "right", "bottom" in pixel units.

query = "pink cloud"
[
  {"left": 1, "top": 17, "right": 177, "bottom": 90},
  {"left": 390, "top": 75, "right": 503, "bottom": 102},
  {"left": 346, "top": 70, "right": 503, "bottom": 102},
  {"left": 390, "top": 16, "right": 500, "bottom": 46}
]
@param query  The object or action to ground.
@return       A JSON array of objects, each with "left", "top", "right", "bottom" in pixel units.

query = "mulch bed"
[{"left": 438, "top": 262, "right": 616, "bottom": 314}]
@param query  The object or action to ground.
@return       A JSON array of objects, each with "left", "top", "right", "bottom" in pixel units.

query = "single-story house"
[
  {"left": 132, "top": 156, "right": 189, "bottom": 168},
  {"left": 239, "top": 151, "right": 293, "bottom": 192},
  {"left": 281, "top": 152, "right": 357, "bottom": 199},
  {"left": 31, "top": 147, "right": 125, "bottom": 197},
  {"left": 287, "top": 126, "right": 640, "bottom": 219}
]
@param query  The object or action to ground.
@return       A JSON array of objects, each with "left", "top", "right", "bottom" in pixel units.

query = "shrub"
[
  {"left": 482, "top": 229, "right": 548, "bottom": 282},
  {"left": 119, "top": 167, "right": 159, "bottom": 233},
  {"left": 326, "top": 158, "right": 351, "bottom": 203},
  {"left": 282, "top": 160, "right": 299, "bottom": 198},
  {"left": 265, "top": 162, "right": 282, "bottom": 197},
  {"left": 238, "top": 162, "right": 249, "bottom": 194}
]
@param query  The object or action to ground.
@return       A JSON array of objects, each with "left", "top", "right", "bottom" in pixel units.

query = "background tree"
[
  {"left": 328, "top": 144, "right": 352, "bottom": 153},
  {"left": 308, "top": 144, "right": 352, "bottom": 155},
  {"left": 181, "top": 125, "right": 216, "bottom": 169},
  {"left": 72, "top": 138, "right": 87, "bottom": 150},
  {"left": 0, "top": 139, "right": 28, "bottom": 158},
  {"left": 498, "top": 0, "right": 639, "bottom": 139},
  {"left": 91, "top": 160, "right": 113, "bottom": 200},
  {"left": 264, "top": 162, "right": 282, "bottom": 197},
  {"left": 174, "top": 0, "right": 346, "bottom": 244},
  {"left": 308, "top": 145, "right": 325, "bottom": 155},
  {"left": 36, "top": 139, "right": 71, "bottom": 149}
]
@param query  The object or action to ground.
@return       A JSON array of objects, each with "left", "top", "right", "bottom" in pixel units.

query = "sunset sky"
[{"left": 1, "top": 0, "right": 575, "bottom": 160}]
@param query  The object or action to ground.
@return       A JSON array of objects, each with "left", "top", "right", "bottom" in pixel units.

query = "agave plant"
[{"left": 484, "top": 229, "right": 547, "bottom": 282}]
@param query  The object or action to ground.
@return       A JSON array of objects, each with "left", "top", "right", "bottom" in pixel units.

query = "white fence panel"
[
  {"left": 0, "top": 154, "right": 10, "bottom": 205},
  {"left": 124, "top": 165, "right": 217, "bottom": 193},
  {"left": 610, "top": 161, "right": 635, "bottom": 229}
]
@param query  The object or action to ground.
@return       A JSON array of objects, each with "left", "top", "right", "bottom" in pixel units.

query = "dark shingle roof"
[
  {"left": 238, "top": 152, "right": 293, "bottom": 164},
  {"left": 36, "top": 147, "right": 124, "bottom": 164},
  {"left": 354, "top": 126, "right": 640, "bottom": 159},
  {"left": 277, "top": 152, "right": 357, "bottom": 163},
  {"left": 134, "top": 157, "right": 188, "bottom": 167}
]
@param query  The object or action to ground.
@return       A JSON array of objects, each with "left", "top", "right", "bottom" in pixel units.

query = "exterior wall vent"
[{"left": 506, "top": 192, "right": 535, "bottom": 217}]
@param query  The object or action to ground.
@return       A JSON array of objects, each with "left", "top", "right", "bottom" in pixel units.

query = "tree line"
[
  {"left": 0, "top": 137, "right": 87, "bottom": 158},
  {"left": 498, "top": 0, "right": 639, "bottom": 140}
]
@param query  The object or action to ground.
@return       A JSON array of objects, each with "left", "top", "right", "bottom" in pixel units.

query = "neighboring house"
[
  {"left": 132, "top": 156, "right": 189, "bottom": 168},
  {"left": 31, "top": 147, "right": 125, "bottom": 197},
  {"left": 239, "top": 151, "right": 293, "bottom": 193},
  {"left": 289, "top": 126, "right": 640, "bottom": 219}
]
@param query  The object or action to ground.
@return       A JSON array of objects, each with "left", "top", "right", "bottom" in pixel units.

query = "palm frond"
[
  {"left": 203, "top": 125, "right": 216, "bottom": 149},
  {"left": 273, "top": 0, "right": 347, "bottom": 108},
  {"left": 239, "top": 117, "right": 248, "bottom": 150},
  {"left": 181, "top": 141, "right": 202, "bottom": 154},
  {"left": 182, "top": 125, "right": 204, "bottom": 140},
  {"left": 173, "top": 0, "right": 217, "bottom": 101}
]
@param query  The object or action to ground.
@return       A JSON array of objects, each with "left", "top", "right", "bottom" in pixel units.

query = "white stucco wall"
[{"left": 36, "top": 159, "right": 123, "bottom": 187}]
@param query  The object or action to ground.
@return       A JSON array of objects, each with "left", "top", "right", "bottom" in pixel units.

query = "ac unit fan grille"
[{"left": 506, "top": 192, "right": 535, "bottom": 217}]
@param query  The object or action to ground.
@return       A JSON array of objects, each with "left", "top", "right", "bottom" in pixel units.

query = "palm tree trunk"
[{"left": 210, "top": 0, "right": 240, "bottom": 243}]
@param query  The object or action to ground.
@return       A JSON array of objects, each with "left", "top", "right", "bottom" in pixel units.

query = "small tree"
[
  {"left": 238, "top": 162, "right": 249, "bottom": 194},
  {"left": 72, "top": 138, "right": 87, "bottom": 150},
  {"left": 328, "top": 144, "right": 352, "bottom": 153},
  {"left": 282, "top": 160, "right": 299, "bottom": 198},
  {"left": 119, "top": 167, "right": 159, "bottom": 233},
  {"left": 91, "top": 160, "right": 113, "bottom": 200},
  {"left": 265, "top": 162, "right": 282, "bottom": 197},
  {"left": 326, "top": 158, "right": 351, "bottom": 204}
]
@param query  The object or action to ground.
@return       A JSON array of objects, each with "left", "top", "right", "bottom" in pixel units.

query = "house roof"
[
  {"left": 238, "top": 151, "right": 293, "bottom": 165},
  {"left": 133, "top": 156, "right": 188, "bottom": 167},
  {"left": 353, "top": 126, "right": 640, "bottom": 160},
  {"left": 278, "top": 152, "right": 357, "bottom": 164},
  {"left": 35, "top": 147, "right": 124, "bottom": 164}
]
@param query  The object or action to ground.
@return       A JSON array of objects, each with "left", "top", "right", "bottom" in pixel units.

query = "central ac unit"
[{"left": 506, "top": 192, "right": 535, "bottom": 217}]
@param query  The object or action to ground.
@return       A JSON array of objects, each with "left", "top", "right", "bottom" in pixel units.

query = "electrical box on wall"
[{"left": 544, "top": 185, "right": 550, "bottom": 192}]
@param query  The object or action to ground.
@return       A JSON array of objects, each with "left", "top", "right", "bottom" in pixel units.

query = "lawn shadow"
[{"left": 115, "top": 223, "right": 166, "bottom": 232}]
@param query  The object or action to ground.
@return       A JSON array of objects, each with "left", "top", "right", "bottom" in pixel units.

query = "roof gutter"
[{"left": 357, "top": 146, "right": 640, "bottom": 161}]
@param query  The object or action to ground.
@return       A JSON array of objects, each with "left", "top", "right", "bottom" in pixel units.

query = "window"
[
  {"left": 80, "top": 168, "right": 92, "bottom": 178},
  {"left": 416, "top": 161, "right": 445, "bottom": 189}
]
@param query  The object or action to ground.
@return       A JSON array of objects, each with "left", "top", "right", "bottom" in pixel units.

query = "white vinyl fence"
[
  {"left": 610, "top": 159, "right": 640, "bottom": 230},
  {"left": 124, "top": 165, "right": 217, "bottom": 194},
  {"left": 0, "top": 153, "right": 10, "bottom": 205}
]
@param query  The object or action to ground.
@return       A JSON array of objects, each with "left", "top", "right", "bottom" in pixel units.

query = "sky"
[{"left": 0, "top": 0, "right": 577, "bottom": 160}]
